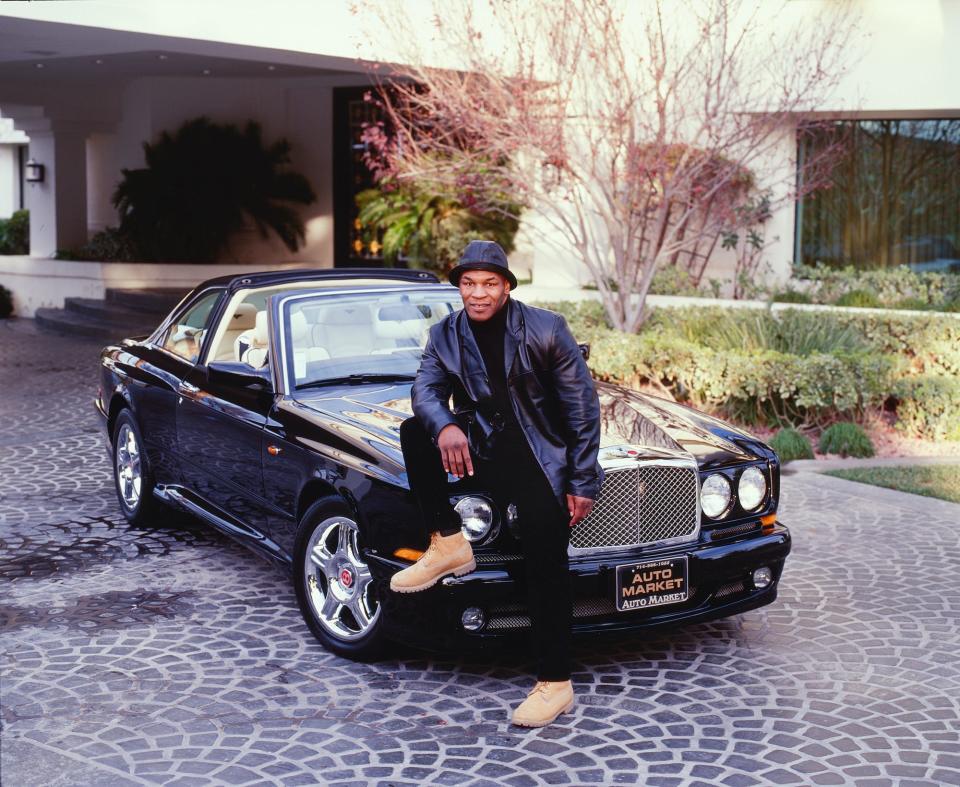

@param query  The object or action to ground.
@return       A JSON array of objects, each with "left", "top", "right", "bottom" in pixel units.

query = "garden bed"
[{"left": 534, "top": 299, "right": 960, "bottom": 453}]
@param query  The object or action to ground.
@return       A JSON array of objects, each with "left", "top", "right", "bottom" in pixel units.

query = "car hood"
[{"left": 292, "top": 379, "right": 767, "bottom": 474}]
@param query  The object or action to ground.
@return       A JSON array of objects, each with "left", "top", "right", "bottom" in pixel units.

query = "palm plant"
[
  {"left": 114, "top": 117, "right": 315, "bottom": 262},
  {"left": 356, "top": 181, "right": 520, "bottom": 275}
]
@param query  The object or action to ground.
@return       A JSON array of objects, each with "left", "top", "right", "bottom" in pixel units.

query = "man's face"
[{"left": 459, "top": 269, "right": 510, "bottom": 321}]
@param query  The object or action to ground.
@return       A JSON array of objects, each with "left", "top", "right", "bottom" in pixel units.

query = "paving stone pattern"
[{"left": 2, "top": 318, "right": 959, "bottom": 787}]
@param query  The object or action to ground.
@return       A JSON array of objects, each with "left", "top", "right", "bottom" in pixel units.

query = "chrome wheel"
[
  {"left": 115, "top": 423, "right": 142, "bottom": 509},
  {"left": 304, "top": 516, "right": 380, "bottom": 642}
]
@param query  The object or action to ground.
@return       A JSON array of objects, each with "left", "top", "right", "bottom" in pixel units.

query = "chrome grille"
[{"left": 570, "top": 463, "right": 699, "bottom": 552}]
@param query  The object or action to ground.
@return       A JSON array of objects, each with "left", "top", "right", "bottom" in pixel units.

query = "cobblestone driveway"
[{"left": 2, "top": 319, "right": 959, "bottom": 787}]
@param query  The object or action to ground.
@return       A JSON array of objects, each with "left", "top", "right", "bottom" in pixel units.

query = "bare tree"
[{"left": 356, "top": 0, "right": 856, "bottom": 331}]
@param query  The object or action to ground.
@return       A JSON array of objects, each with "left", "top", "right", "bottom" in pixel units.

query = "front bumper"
[{"left": 369, "top": 523, "right": 791, "bottom": 652}]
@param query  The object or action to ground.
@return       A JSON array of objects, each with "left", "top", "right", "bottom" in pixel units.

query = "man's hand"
[
  {"left": 566, "top": 493, "right": 595, "bottom": 528},
  {"left": 438, "top": 424, "right": 474, "bottom": 478}
]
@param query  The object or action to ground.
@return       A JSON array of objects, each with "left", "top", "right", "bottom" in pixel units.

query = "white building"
[{"left": 0, "top": 1, "right": 958, "bottom": 316}]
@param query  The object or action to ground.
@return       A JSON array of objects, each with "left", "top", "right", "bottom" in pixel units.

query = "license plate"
[{"left": 616, "top": 557, "right": 689, "bottom": 612}]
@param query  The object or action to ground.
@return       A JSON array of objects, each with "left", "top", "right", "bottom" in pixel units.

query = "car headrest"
[
  {"left": 290, "top": 310, "right": 309, "bottom": 341},
  {"left": 229, "top": 303, "right": 257, "bottom": 331},
  {"left": 254, "top": 310, "right": 268, "bottom": 345}
]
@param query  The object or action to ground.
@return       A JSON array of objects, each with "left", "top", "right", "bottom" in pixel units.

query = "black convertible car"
[{"left": 97, "top": 268, "right": 791, "bottom": 659}]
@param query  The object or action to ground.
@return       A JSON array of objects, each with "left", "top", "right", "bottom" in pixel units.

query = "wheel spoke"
[
  {"left": 309, "top": 545, "right": 327, "bottom": 569},
  {"left": 350, "top": 596, "right": 373, "bottom": 628},
  {"left": 320, "top": 591, "right": 341, "bottom": 621},
  {"left": 336, "top": 522, "right": 350, "bottom": 556}
]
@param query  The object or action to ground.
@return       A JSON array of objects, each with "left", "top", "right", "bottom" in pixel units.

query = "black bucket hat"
[{"left": 448, "top": 240, "right": 518, "bottom": 289}]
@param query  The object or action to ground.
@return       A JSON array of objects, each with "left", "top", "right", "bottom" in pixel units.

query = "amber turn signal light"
[
  {"left": 760, "top": 513, "right": 776, "bottom": 532},
  {"left": 393, "top": 547, "right": 424, "bottom": 561}
]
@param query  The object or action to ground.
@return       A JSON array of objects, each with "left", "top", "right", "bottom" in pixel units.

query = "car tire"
[
  {"left": 293, "top": 496, "right": 386, "bottom": 660},
  {"left": 111, "top": 409, "right": 164, "bottom": 526}
]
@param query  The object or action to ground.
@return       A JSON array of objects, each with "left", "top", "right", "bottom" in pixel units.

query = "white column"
[{"left": 21, "top": 124, "right": 89, "bottom": 257}]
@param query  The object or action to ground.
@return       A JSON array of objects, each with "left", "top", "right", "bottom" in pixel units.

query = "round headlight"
[
  {"left": 738, "top": 466, "right": 767, "bottom": 511},
  {"left": 700, "top": 474, "right": 732, "bottom": 519},
  {"left": 454, "top": 496, "right": 495, "bottom": 542}
]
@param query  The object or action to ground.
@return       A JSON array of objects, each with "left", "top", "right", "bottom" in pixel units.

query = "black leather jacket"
[{"left": 411, "top": 297, "right": 604, "bottom": 507}]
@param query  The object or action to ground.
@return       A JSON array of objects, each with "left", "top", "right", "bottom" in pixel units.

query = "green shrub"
[
  {"left": 770, "top": 428, "right": 814, "bottom": 461},
  {"left": 656, "top": 306, "right": 869, "bottom": 357},
  {"left": 0, "top": 209, "right": 29, "bottom": 255},
  {"left": 576, "top": 325, "right": 893, "bottom": 428},
  {"left": 772, "top": 289, "right": 812, "bottom": 303},
  {"left": 893, "top": 376, "right": 960, "bottom": 441},
  {"left": 891, "top": 297, "right": 933, "bottom": 312},
  {"left": 535, "top": 300, "right": 959, "bottom": 434},
  {"left": 648, "top": 265, "right": 703, "bottom": 297},
  {"left": 792, "top": 262, "right": 960, "bottom": 309},
  {"left": 834, "top": 289, "right": 881, "bottom": 308},
  {"left": 0, "top": 283, "right": 13, "bottom": 317},
  {"left": 534, "top": 299, "right": 611, "bottom": 330},
  {"left": 818, "top": 422, "right": 875, "bottom": 457},
  {"left": 830, "top": 311, "right": 960, "bottom": 378},
  {"left": 56, "top": 227, "right": 140, "bottom": 262},
  {"left": 115, "top": 117, "right": 315, "bottom": 262}
]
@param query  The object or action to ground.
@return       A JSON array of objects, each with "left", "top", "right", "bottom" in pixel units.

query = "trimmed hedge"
[
  {"left": 539, "top": 302, "right": 895, "bottom": 427},
  {"left": 829, "top": 311, "right": 960, "bottom": 378},
  {"left": 792, "top": 262, "right": 960, "bottom": 309},
  {"left": 537, "top": 300, "right": 959, "bottom": 438},
  {"left": 893, "top": 376, "right": 960, "bottom": 441},
  {"left": 834, "top": 289, "right": 881, "bottom": 308}
]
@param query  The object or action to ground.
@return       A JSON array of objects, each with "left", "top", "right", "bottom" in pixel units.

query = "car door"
[
  {"left": 136, "top": 288, "right": 225, "bottom": 484},
  {"left": 175, "top": 304, "right": 275, "bottom": 530}
]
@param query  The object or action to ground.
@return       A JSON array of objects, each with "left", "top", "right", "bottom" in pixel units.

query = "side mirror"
[
  {"left": 578, "top": 342, "right": 590, "bottom": 361},
  {"left": 207, "top": 360, "right": 272, "bottom": 389}
]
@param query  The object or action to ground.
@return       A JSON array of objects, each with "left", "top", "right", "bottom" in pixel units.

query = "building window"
[
  {"left": 333, "top": 87, "right": 387, "bottom": 268},
  {"left": 797, "top": 119, "right": 960, "bottom": 273}
]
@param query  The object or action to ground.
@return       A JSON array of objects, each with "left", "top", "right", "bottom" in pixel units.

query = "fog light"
[
  {"left": 461, "top": 606, "right": 486, "bottom": 631},
  {"left": 752, "top": 566, "right": 773, "bottom": 589}
]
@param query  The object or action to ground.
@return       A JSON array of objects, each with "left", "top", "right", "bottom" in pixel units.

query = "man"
[{"left": 390, "top": 240, "right": 604, "bottom": 728}]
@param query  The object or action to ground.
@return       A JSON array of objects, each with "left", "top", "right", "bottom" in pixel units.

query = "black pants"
[{"left": 399, "top": 416, "right": 572, "bottom": 681}]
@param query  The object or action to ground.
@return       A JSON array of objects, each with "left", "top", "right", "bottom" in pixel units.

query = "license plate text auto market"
[{"left": 616, "top": 557, "right": 689, "bottom": 611}]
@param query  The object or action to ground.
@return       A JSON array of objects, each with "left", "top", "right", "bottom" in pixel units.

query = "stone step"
[
  {"left": 34, "top": 307, "right": 156, "bottom": 342},
  {"left": 63, "top": 297, "right": 164, "bottom": 327},
  {"left": 105, "top": 288, "right": 186, "bottom": 314}
]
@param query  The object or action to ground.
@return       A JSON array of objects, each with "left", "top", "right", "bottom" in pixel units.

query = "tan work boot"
[
  {"left": 389, "top": 531, "right": 475, "bottom": 593},
  {"left": 511, "top": 680, "right": 575, "bottom": 727}
]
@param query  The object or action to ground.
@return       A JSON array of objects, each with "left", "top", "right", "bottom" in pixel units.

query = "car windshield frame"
[{"left": 274, "top": 285, "right": 463, "bottom": 395}]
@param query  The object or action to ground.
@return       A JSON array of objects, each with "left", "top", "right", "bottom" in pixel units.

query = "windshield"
[{"left": 280, "top": 289, "right": 463, "bottom": 389}]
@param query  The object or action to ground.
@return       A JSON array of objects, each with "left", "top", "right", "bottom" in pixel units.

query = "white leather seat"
[
  {"left": 316, "top": 304, "right": 376, "bottom": 357},
  {"left": 371, "top": 303, "right": 431, "bottom": 353},
  {"left": 236, "top": 310, "right": 269, "bottom": 367},
  {"left": 239, "top": 310, "right": 331, "bottom": 372},
  {"left": 213, "top": 303, "right": 257, "bottom": 361}
]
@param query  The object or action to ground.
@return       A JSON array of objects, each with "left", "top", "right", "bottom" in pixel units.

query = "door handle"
[{"left": 178, "top": 380, "right": 201, "bottom": 395}]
